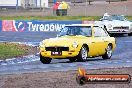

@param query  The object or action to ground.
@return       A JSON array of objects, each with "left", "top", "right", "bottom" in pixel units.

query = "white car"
[{"left": 100, "top": 13, "right": 132, "bottom": 34}]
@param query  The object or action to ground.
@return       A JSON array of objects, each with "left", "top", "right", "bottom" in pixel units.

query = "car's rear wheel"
[
  {"left": 123, "top": 34, "right": 128, "bottom": 37},
  {"left": 102, "top": 45, "right": 112, "bottom": 59},
  {"left": 128, "top": 32, "right": 132, "bottom": 36},
  {"left": 77, "top": 46, "right": 88, "bottom": 62},
  {"left": 40, "top": 54, "right": 52, "bottom": 64}
]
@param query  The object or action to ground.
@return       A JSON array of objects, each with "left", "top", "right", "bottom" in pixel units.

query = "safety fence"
[{"left": 0, "top": 0, "right": 131, "bottom": 16}]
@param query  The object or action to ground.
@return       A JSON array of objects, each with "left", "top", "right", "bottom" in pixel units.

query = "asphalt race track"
[{"left": 0, "top": 32, "right": 132, "bottom": 74}]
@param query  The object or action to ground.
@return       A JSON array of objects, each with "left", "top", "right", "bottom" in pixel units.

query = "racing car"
[
  {"left": 39, "top": 24, "right": 116, "bottom": 64},
  {"left": 100, "top": 13, "right": 132, "bottom": 34}
]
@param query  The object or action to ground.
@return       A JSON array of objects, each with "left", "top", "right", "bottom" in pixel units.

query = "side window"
[
  {"left": 94, "top": 27, "right": 108, "bottom": 37},
  {"left": 100, "top": 28, "right": 109, "bottom": 37},
  {"left": 80, "top": 27, "right": 92, "bottom": 37},
  {"left": 94, "top": 27, "right": 102, "bottom": 37}
]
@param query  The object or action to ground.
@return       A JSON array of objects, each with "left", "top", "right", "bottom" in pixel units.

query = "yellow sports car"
[{"left": 39, "top": 24, "right": 116, "bottom": 64}]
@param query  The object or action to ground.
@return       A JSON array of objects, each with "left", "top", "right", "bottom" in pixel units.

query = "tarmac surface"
[{"left": 0, "top": 32, "right": 132, "bottom": 74}]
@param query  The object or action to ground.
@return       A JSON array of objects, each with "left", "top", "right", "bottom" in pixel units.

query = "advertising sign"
[
  {"left": 1, "top": 20, "right": 82, "bottom": 32},
  {"left": 0, "top": 0, "right": 21, "bottom": 8}
]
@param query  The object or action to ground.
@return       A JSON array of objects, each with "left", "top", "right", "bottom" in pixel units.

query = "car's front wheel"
[
  {"left": 102, "top": 45, "right": 112, "bottom": 59},
  {"left": 77, "top": 46, "right": 88, "bottom": 62},
  {"left": 40, "top": 54, "right": 52, "bottom": 64}
]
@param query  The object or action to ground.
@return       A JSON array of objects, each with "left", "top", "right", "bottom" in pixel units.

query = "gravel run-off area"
[{"left": 0, "top": 67, "right": 132, "bottom": 88}]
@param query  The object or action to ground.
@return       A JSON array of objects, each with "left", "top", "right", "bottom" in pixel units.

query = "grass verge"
[
  {"left": 0, "top": 42, "right": 37, "bottom": 60},
  {"left": 0, "top": 16, "right": 132, "bottom": 20},
  {"left": 0, "top": 16, "right": 100, "bottom": 20}
]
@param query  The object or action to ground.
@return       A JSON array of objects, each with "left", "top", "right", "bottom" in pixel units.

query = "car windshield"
[
  {"left": 111, "top": 15, "right": 126, "bottom": 21},
  {"left": 102, "top": 16, "right": 111, "bottom": 20},
  {"left": 58, "top": 26, "right": 92, "bottom": 37}
]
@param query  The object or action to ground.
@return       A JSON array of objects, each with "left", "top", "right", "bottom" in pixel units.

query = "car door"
[
  {"left": 92, "top": 27, "right": 107, "bottom": 56},
  {"left": 100, "top": 27, "right": 110, "bottom": 52},
  {"left": 84, "top": 27, "right": 98, "bottom": 57}
]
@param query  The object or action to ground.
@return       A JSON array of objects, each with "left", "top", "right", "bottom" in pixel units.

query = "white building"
[{"left": 0, "top": 0, "right": 48, "bottom": 8}]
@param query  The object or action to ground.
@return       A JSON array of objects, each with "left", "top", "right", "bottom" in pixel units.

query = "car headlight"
[
  {"left": 108, "top": 24, "right": 112, "bottom": 28},
  {"left": 72, "top": 42, "right": 78, "bottom": 48}
]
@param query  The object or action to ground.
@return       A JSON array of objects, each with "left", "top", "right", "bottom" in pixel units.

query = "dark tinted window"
[{"left": 59, "top": 26, "right": 92, "bottom": 37}]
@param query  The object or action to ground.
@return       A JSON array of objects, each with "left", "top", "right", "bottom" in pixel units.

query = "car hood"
[
  {"left": 103, "top": 20, "right": 131, "bottom": 27},
  {"left": 43, "top": 36, "right": 90, "bottom": 46}
]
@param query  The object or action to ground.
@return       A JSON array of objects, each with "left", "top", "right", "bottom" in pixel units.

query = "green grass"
[
  {"left": 0, "top": 43, "right": 36, "bottom": 60},
  {"left": 0, "top": 16, "right": 100, "bottom": 20},
  {"left": 0, "top": 16, "right": 132, "bottom": 20},
  {"left": 126, "top": 16, "right": 132, "bottom": 20}
]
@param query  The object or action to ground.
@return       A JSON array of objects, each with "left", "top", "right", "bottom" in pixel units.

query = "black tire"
[
  {"left": 123, "top": 34, "right": 128, "bottom": 37},
  {"left": 128, "top": 32, "right": 132, "bottom": 36},
  {"left": 77, "top": 46, "right": 88, "bottom": 62},
  {"left": 40, "top": 54, "right": 52, "bottom": 64},
  {"left": 102, "top": 45, "right": 112, "bottom": 59},
  {"left": 69, "top": 57, "right": 76, "bottom": 62}
]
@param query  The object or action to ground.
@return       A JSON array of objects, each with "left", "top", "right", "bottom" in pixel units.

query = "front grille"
[
  {"left": 45, "top": 47, "right": 69, "bottom": 52},
  {"left": 113, "top": 26, "right": 129, "bottom": 30}
]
